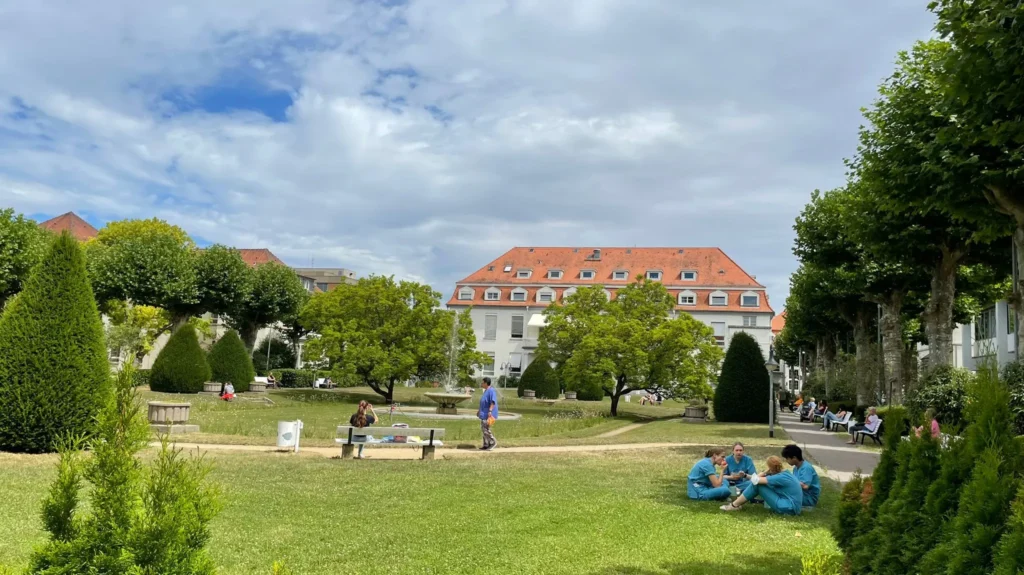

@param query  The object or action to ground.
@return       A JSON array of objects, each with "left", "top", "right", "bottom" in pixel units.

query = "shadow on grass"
[{"left": 591, "top": 553, "right": 803, "bottom": 574}]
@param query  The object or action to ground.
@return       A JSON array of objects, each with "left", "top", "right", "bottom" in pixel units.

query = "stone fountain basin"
[{"left": 423, "top": 393, "right": 473, "bottom": 406}]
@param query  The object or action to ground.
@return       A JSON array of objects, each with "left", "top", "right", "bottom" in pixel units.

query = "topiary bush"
[
  {"left": 519, "top": 359, "right": 560, "bottom": 399},
  {"left": 150, "top": 324, "right": 211, "bottom": 393},
  {"left": 271, "top": 369, "right": 315, "bottom": 388},
  {"left": 568, "top": 376, "right": 605, "bottom": 401},
  {"left": 907, "top": 364, "right": 973, "bottom": 431},
  {"left": 208, "top": 330, "right": 255, "bottom": 393},
  {"left": 1000, "top": 359, "right": 1024, "bottom": 436},
  {"left": 132, "top": 368, "right": 151, "bottom": 388},
  {"left": 712, "top": 332, "right": 770, "bottom": 423},
  {"left": 0, "top": 232, "right": 109, "bottom": 453}
]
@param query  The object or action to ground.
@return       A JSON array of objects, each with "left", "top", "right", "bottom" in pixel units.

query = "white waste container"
[{"left": 277, "top": 420, "right": 304, "bottom": 452}]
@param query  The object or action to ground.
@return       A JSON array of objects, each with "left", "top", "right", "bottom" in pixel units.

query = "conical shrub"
[
  {"left": 712, "top": 332, "right": 769, "bottom": 423},
  {"left": 994, "top": 485, "right": 1024, "bottom": 575},
  {"left": 519, "top": 358, "right": 559, "bottom": 399},
  {"left": 150, "top": 324, "right": 211, "bottom": 393},
  {"left": 0, "top": 232, "right": 109, "bottom": 453},
  {"left": 208, "top": 330, "right": 255, "bottom": 392}
]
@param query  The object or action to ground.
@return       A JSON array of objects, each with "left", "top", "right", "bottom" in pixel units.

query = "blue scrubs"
[
  {"left": 725, "top": 454, "right": 757, "bottom": 492},
  {"left": 687, "top": 458, "right": 731, "bottom": 501},
  {"left": 740, "top": 472, "right": 803, "bottom": 515},
  {"left": 793, "top": 462, "right": 821, "bottom": 507}
]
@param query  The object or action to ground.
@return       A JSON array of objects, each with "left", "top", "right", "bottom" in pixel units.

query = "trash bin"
[{"left": 277, "top": 420, "right": 304, "bottom": 452}]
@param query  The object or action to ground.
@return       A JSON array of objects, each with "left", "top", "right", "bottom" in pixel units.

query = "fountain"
[{"left": 423, "top": 315, "right": 472, "bottom": 415}]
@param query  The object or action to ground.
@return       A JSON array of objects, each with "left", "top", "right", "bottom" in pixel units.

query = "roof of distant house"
[
  {"left": 38, "top": 212, "right": 98, "bottom": 241},
  {"left": 772, "top": 310, "right": 786, "bottom": 334},
  {"left": 237, "top": 248, "right": 285, "bottom": 267}
]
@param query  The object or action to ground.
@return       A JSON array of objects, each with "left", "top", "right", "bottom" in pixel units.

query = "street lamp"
[{"left": 765, "top": 355, "right": 779, "bottom": 438}]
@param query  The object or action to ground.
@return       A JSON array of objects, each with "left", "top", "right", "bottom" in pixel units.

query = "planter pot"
[
  {"left": 523, "top": 389, "right": 536, "bottom": 399},
  {"left": 249, "top": 382, "right": 267, "bottom": 393},
  {"left": 202, "top": 382, "right": 221, "bottom": 394},
  {"left": 564, "top": 391, "right": 577, "bottom": 400},
  {"left": 147, "top": 401, "right": 199, "bottom": 434},
  {"left": 682, "top": 406, "right": 708, "bottom": 423}
]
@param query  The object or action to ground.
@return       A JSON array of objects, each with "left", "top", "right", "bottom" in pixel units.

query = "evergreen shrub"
[
  {"left": 150, "top": 324, "right": 211, "bottom": 393},
  {"left": 519, "top": 359, "right": 560, "bottom": 399},
  {"left": 713, "top": 332, "right": 769, "bottom": 423},
  {"left": 208, "top": 330, "right": 255, "bottom": 392}
]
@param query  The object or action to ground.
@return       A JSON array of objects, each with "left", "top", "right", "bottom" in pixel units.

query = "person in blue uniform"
[
  {"left": 783, "top": 444, "right": 820, "bottom": 508},
  {"left": 687, "top": 447, "right": 731, "bottom": 501},
  {"left": 722, "top": 442, "right": 757, "bottom": 493},
  {"left": 720, "top": 456, "right": 803, "bottom": 515}
]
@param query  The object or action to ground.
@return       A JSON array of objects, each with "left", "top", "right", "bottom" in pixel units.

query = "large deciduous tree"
[
  {"left": 539, "top": 281, "right": 723, "bottom": 416},
  {"left": 228, "top": 262, "right": 306, "bottom": 351},
  {"left": 0, "top": 208, "right": 49, "bottom": 309}
]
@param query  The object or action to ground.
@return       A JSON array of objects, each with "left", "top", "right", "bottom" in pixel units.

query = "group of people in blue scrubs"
[{"left": 686, "top": 442, "right": 820, "bottom": 515}]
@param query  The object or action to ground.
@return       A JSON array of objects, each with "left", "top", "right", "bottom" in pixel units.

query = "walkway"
[{"left": 777, "top": 411, "right": 879, "bottom": 482}]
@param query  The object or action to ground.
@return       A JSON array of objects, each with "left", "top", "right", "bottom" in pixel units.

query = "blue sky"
[{"left": 0, "top": 0, "right": 936, "bottom": 306}]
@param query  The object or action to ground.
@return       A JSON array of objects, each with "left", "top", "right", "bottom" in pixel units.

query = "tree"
[
  {"left": 519, "top": 358, "right": 559, "bottom": 399},
  {"left": 541, "top": 280, "right": 723, "bottom": 416},
  {"left": 416, "top": 309, "right": 489, "bottom": 387},
  {"left": 229, "top": 262, "right": 306, "bottom": 351},
  {"left": 994, "top": 485, "right": 1024, "bottom": 575},
  {"left": 0, "top": 232, "right": 109, "bottom": 453},
  {"left": 149, "top": 324, "right": 211, "bottom": 394},
  {"left": 207, "top": 330, "right": 255, "bottom": 393},
  {"left": 302, "top": 276, "right": 451, "bottom": 402},
  {"left": 252, "top": 335, "right": 297, "bottom": 374},
  {"left": 190, "top": 245, "right": 250, "bottom": 319},
  {"left": 0, "top": 208, "right": 49, "bottom": 309},
  {"left": 712, "top": 332, "right": 770, "bottom": 423},
  {"left": 279, "top": 289, "right": 311, "bottom": 364},
  {"left": 104, "top": 301, "right": 172, "bottom": 365}
]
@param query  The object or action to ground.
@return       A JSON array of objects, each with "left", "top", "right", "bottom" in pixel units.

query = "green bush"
[
  {"left": 568, "top": 376, "right": 605, "bottom": 401},
  {"left": 833, "top": 472, "right": 867, "bottom": 552},
  {"left": 799, "top": 551, "right": 843, "bottom": 575},
  {"left": 29, "top": 366, "right": 219, "bottom": 574},
  {"left": 150, "top": 324, "right": 211, "bottom": 393},
  {"left": 994, "top": 485, "right": 1024, "bottom": 575},
  {"left": 252, "top": 335, "right": 297, "bottom": 375},
  {"left": 271, "top": 369, "right": 315, "bottom": 389},
  {"left": 208, "top": 330, "right": 255, "bottom": 393},
  {"left": 132, "top": 368, "right": 151, "bottom": 388},
  {"left": 850, "top": 438, "right": 915, "bottom": 573},
  {"left": 876, "top": 405, "right": 910, "bottom": 440},
  {"left": 1000, "top": 360, "right": 1024, "bottom": 436},
  {"left": 907, "top": 365, "right": 973, "bottom": 431},
  {"left": 0, "top": 232, "right": 109, "bottom": 453},
  {"left": 519, "top": 359, "right": 560, "bottom": 399},
  {"left": 713, "top": 332, "right": 770, "bottom": 423}
]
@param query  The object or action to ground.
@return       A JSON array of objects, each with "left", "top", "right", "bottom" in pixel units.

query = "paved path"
[
  {"left": 777, "top": 412, "right": 879, "bottom": 482},
  {"left": 595, "top": 422, "right": 647, "bottom": 438}
]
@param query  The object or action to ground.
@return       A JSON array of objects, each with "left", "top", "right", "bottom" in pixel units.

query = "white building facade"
[
  {"left": 918, "top": 300, "right": 1017, "bottom": 371},
  {"left": 447, "top": 247, "right": 776, "bottom": 382}
]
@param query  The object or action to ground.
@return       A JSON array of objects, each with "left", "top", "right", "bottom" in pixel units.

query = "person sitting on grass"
[
  {"left": 847, "top": 407, "right": 880, "bottom": 444},
  {"left": 820, "top": 407, "right": 849, "bottom": 431},
  {"left": 720, "top": 455, "right": 803, "bottom": 515},
  {"left": 782, "top": 444, "right": 820, "bottom": 508},
  {"left": 687, "top": 448, "right": 731, "bottom": 501},
  {"left": 222, "top": 383, "right": 236, "bottom": 402},
  {"left": 722, "top": 442, "right": 757, "bottom": 492},
  {"left": 349, "top": 400, "right": 379, "bottom": 459}
]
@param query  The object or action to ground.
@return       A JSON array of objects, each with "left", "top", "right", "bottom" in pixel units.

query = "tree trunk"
[
  {"left": 922, "top": 246, "right": 962, "bottom": 369},
  {"left": 879, "top": 294, "right": 905, "bottom": 404},
  {"left": 239, "top": 323, "right": 259, "bottom": 353},
  {"left": 903, "top": 344, "right": 920, "bottom": 395},
  {"left": 982, "top": 185, "right": 1024, "bottom": 352},
  {"left": 852, "top": 307, "right": 874, "bottom": 406},
  {"left": 820, "top": 336, "right": 836, "bottom": 398},
  {"left": 1014, "top": 227, "right": 1024, "bottom": 351},
  {"left": 170, "top": 313, "right": 190, "bottom": 332},
  {"left": 610, "top": 376, "right": 628, "bottom": 417}
]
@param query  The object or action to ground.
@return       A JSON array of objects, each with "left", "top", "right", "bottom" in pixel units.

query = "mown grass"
[{"left": 0, "top": 447, "right": 838, "bottom": 574}]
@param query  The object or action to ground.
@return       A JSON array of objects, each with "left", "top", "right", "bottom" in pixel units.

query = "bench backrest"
[{"left": 336, "top": 426, "right": 445, "bottom": 438}]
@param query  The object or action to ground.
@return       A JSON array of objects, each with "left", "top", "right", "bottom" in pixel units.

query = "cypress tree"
[
  {"left": 208, "top": 330, "right": 255, "bottom": 393},
  {"left": 832, "top": 472, "right": 866, "bottom": 553},
  {"left": 150, "top": 324, "right": 211, "bottom": 393},
  {"left": 993, "top": 485, "right": 1024, "bottom": 575},
  {"left": 712, "top": 332, "right": 769, "bottom": 423},
  {"left": 0, "top": 232, "right": 109, "bottom": 453}
]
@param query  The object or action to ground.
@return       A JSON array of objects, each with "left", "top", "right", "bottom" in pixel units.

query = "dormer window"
[
  {"left": 681, "top": 271, "right": 697, "bottom": 281},
  {"left": 516, "top": 269, "right": 532, "bottom": 279},
  {"left": 537, "top": 287, "right": 556, "bottom": 303},
  {"left": 580, "top": 270, "right": 596, "bottom": 280},
  {"left": 741, "top": 292, "right": 759, "bottom": 307},
  {"left": 613, "top": 270, "right": 629, "bottom": 281},
  {"left": 511, "top": 288, "right": 528, "bottom": 302},
  {"left": 710, "top": 291, "right": 728, "bottom": 306},
  {"left": 678, "top": 290, "right": 696, "bottom": 305},
  {"left": 547, "top": 270, "right": 563, "bottom": 280},
  {"left": 563, "top": 287, "right": 578, "bottom": 300},
  {"left": 646, "top": 270, "right": 662, "bottom": 281},
  {"left": 484, "top": 288, "right": 501, "bottom": 301},
  {"left": 457, "top": 287, "right": 475, "bottom": 301}
]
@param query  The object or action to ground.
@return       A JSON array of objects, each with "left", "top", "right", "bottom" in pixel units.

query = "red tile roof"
[
  {"left": 771, "top": 310, "right": 786, "bottom": 334},
  {"left": 39, "top": 212, "right": 98, "bottom": 242},
  {"left": 447, "top": 247, "right": 773, "bottom": 313},
  {"left": 237, "top": 249, "right": 285, "bottom": 267}
]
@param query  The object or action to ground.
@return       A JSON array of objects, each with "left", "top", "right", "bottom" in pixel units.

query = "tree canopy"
[{"left": 0, "top": 208, "right": 50, "bottom": 309}]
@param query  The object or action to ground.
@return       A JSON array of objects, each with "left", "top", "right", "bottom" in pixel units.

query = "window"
[
  {"left": 538, "top": 291, "right": 554, "bottom": 303},
  {"left": 511, "top": 315, "right": 525, "bottom": 339},
  {"left": 516, "top": 269, "right": 532, "bottom": 279},
  {"left": 711, "top": 295, "right": 727, "bottom": 306},
  {"left": 679, "top": 293, "right": 696, "bottom": 305},
  {"left": 511, "top": 289, "right": 527, "bottom": 302},
  {"left": 548, "top": 270, "right": 563, "bottom": 279},
  {"left": 681, "top": 271, "right": 697, "bottom": 281},
  {"left": 976, "top": 307, "right": 996, "bottom": 340},
  {"left": 646, "top": 271, "right": 662, "bottom": 281},
  {"left": 316, "top": 282, "right": 330, "bottom": 292},
  {"left": 580, "top": 270, "right": 595, "bottom": 280},
  {"left": 741, "top": 294, "right": 759, "bottom": 307},
  {"left": 613, "top": 270, "right": 629, "bottom": 280},
  {"left": 711, "top": 322, "right": 726, "bottom": 347},
  {"left": 481, "top": 353, "right": 495, "bottom": 377},
  {"left": 484, "top": 314, "right": 497, "bottom": 340},
  {"left": 509, "top": 353, "right": 523, "bottom": 374},
  {"left": 485, "top": 288, "right": 500, "bottom": 301},
  {"left": 457, "top": 288, "right": 474, "bottom": 301},
  {"left": 563, "top": 287, "right": 577, "bottom": 300},
  {"left": 503, "top": 265, "right": 512, "bottom": 272},
  {"left": 742, "top": 316, "right": 757, "bottom": 327}
]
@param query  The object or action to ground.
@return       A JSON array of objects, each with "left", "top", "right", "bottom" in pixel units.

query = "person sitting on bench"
[
  {"left": 782, "top": 444, "right": 820, "bottom": 508},
  {"left": 720, "top": 455, "right": 803, "bottom": 515},
  {"left": 266, "top": 373, "right": 277, "bottom": 388},
  {"left": 687, "top": 448, "right": 731, "bottom": 501},
  {"left": 722, "top": 442, "right": 757, "bottom": 492},
  {"left": 847, "top": 407, "right": 880, "bottom": 444},
  {"left": 820, "top": 407, "right": 849, "bottom": 431},
  {"left": 799, "top": 398, "right": 817, "bottom": 421},
  {"left": 349, "top": 401, "right": 379, "bottom": 459}
]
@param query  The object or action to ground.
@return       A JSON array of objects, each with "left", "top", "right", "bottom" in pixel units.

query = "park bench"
[
  {"left": 335, "top": 425, "right": 445, "bottom": 460},
  {"left": 825, "top": 412, "right": 852, "bottom": 432},
  {"left": 855, "top": 420, "right": 884, "bottom": 445}
]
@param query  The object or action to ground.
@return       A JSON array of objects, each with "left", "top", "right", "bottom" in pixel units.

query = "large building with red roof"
[
  {"left": 39, "top": 212, "right": 99, "bottom": 242},
  {"left": 448, "top": 247, "right": 776, "bottom": 380}
]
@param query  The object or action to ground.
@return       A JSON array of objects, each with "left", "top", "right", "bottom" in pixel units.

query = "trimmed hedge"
[
  {"left": 569, "top": 376, "right": 605, "bottom": 401},
  {"left": 713, "top": 332, "right": 770, "bottom": 423},
  {"left": 0, "top": 232, "right": 109, "bottom": 453},
  {"left": 270, "top": 369, "right": 316, "bottom": 389},
  {"left": 132, "top": 369, "right": 151, "bottom": 388},
  {"left": 208, "top": 330, "right": 255, "bottom": 392},
  {"left": 150, "top": 324, "right": 211, "bottom": 393},
  {"left": 519, "top": 359, "right": 559, "bottom": 399}
]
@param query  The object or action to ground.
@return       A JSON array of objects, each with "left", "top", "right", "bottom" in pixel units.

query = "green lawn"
[{"left": 0, "top": 447, "right": 838, "bottom": 574}]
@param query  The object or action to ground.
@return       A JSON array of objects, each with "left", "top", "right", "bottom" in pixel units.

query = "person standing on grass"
[
  {"left": 479, "top": 377, "right": 498, "bottom": 451},
  {"left": 722, "top": 442, "right": 757, "bottom": 492},
  {"left": 720, "top": 455, "right": 802, "bottom": 515},
  {"left": 782, "top": 444, "right": 820, "bottom": 508},
  {"left": 687, "top": 448, "right": 731, "bottom": 501}
]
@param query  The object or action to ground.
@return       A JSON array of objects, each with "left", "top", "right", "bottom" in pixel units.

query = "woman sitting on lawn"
[
  {"left": 349, "top": 401, "right": 379, "bottom": 459},
  {"left": 720, "top": 455, "right": 803, "bottom": 515},
  {"left": 222, "top": 383, "right": 236, "bottom": 402},
  {"left": 687, "top": 448, "right": 731, "bottom": 501},
  {"left": 722, "top": 442, "right": 756, "bottom": 492}
]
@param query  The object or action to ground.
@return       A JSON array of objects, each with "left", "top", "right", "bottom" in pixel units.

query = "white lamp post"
[{"left": 765, "top": 356, "right": 779, "bottom": 438}]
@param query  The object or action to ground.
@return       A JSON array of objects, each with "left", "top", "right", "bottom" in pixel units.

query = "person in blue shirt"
[
  {"left": 783, "top": 444, "right": 821, "bottom": 508},
  {"left": 478, "top": 377, "right": 499, "bottom": 451},
  {"left": 722, "top": 442, "right": 757, "bottom": 493},
  {"left": 687, "top": 447, "right": 731, "bottom": 501},
  {"left": 720, "top": 455, "right": 803, "bottom": 515}
]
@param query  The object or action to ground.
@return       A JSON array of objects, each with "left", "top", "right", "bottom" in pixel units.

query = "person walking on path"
[{"left": 479, "top": 377, "right": 498, "bottom": 451}]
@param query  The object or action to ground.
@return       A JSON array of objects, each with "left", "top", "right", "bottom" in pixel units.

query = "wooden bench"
[{"left": 335, "top": 426, "right": 445, "bottom": 460}]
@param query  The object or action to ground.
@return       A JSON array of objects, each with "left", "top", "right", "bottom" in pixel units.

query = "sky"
[{"left": 0, "top": 0, "right": 937, "bottom": 307}]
